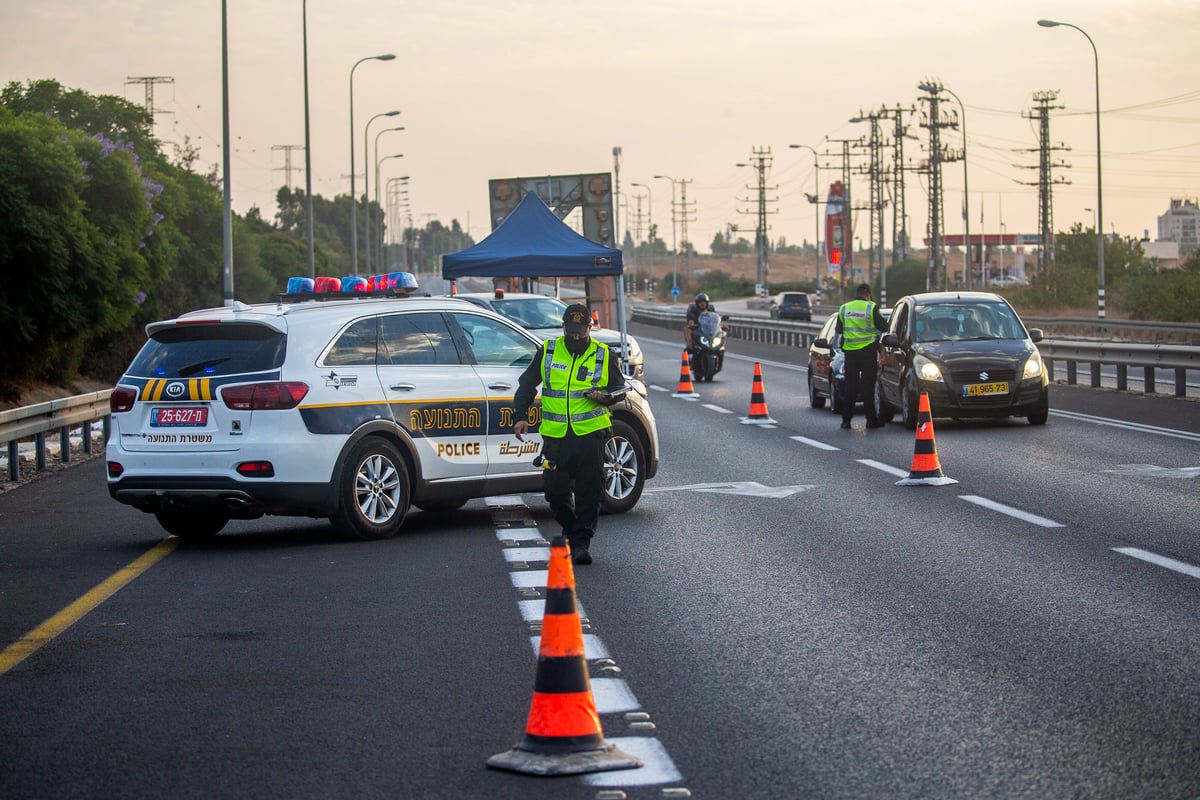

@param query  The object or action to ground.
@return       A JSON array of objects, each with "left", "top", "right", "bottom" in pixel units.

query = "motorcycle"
[{"left": 691, "top": 310, "right": 729, "bottom": 382}]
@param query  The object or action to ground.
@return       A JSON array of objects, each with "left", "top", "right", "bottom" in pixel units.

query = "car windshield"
[
  {"left": 913, "top": 302, "right": 1026, "bottom": 342},
  {"left": 491, "top": 297, "right": 568, "bottom": 330}
]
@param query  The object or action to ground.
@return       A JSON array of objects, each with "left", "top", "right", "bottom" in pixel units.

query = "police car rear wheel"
[
  {"left": 155, "top": 510, "right": 228, "bottom": 539},
  {"left": 600, "top": 420, "right": 645, "bottom": 515},
  {"left": 333, "top": 438, "right": 410, "bottom": 540}
]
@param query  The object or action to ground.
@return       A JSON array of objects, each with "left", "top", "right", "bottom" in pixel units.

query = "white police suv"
[{"left": 106, "top": 278, "right": 660, "bottom": 540}]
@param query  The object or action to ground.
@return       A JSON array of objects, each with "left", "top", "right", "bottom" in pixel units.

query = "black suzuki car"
[{"left": 874, "top": 291, "right": 1049, "bottom": 428}]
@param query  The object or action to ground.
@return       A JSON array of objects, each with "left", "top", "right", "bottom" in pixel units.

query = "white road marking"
[
  {"left": 495, "top": 527, "right": 543, "bottom": 541},
  {"left": 1052, "top": 409, "right": 1200, "bottom": 443},
  {"left": 703, "top": 404, "right": 733, "bottom": 414},
  {"left": 508, "top": 570, "right": 547, "bottom": 588},
  {"left": 643, "top": 481, "right": 814, "bottom": 498},
  {"left": 592, "top": 678, "right": 641, "bottom": 714},
  {"left": 959, "top": 495, "right": 1065, "bottom": 528},
  {"left": 1102, "top": 464, "right": 1200, "bottom": 479},
  {"left": 858, "top": 458, "right": 911, "bottom": 478},
  {"left": 502, "top": 546, "right": 549, "bottom": 563},
  {"left": 582, "top": 737, "right": 684, "bottom": 786},
  {"left": 792, "top": 435, "right": 841, "bottom": 451},
  {"left": 1113, "top": 547, "right": 1200, "bottom": 580}
]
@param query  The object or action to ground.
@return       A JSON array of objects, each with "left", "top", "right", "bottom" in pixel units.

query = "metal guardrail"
[
  {"left": 1, "top": 390, "right": 112, "bottom": 482},
  {"left": 631, "top": 306, "right": 1200, "bottom": 398}
]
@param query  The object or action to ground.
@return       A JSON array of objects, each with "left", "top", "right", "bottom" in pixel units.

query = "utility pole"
[
  {"left": 735, "top": 147, "right": 776, "bottom": 296},
  {"left": 677, "top": 178, "right": 696, "bottom": 275},
  {"left": 271, "top": 145, "right": 306, "bottom": 189},
  {"left": 1019, "top": 90, "right": 1070, "bottom": 278},
  {"left": 125, "top": 76, "right": 174, "bottom": 138},
  {"left": 918, "top": 81, "right": 961, "bottom": 291},
  {"left": 881, "top": 104, "right": 915, "bottom": 264},
  {"left": 852, "top": 108, "right": 887, "bottom": 293},
  {"left": 826, "top": 137, "right": 861, "bottom": 301}
]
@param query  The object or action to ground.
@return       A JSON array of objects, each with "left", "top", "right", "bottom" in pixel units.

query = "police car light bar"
[{"left": 280, "top": 272, "right": 420, "bottom": 303}]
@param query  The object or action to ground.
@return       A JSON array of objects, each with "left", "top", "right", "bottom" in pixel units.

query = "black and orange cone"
[
  {"left": 591, "top": 310, "right": 600, "bottom": 328},
  {"left": 740, "top": 362, "right": 777, "bottom": 425},
  {"left": 672, "top": 349, "right": 699, "bottom": 398},
  {"left": 896, "top": 392, "right": 957, "bottom": 486},
  {"left": 487, "top": 536, "right": 642, "bottom": 776}
]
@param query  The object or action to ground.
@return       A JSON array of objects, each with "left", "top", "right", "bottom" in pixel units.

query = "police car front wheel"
[{"left": 333, "top": 437, "right": 411, "bottom": 540}]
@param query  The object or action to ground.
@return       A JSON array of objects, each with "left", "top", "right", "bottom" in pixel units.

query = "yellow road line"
[{"left": 0, "top": 538, "right": 179, "bottom": 676}]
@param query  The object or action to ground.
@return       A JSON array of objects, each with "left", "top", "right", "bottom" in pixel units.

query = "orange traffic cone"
[
  {"left": 672, "top": 349, "right": 700, "bottom": 398},
  {"left": 740, "top": 362, "right": 777, "bottom": 425},
  {"left": 487, "top": 536, "right": 642, "bottom": 776},
  {"left": 896, "top": 392, "right": 958, "bottom": 486},
  {"left": 591, "top": 310, "right": 600, "bottom": 328}
]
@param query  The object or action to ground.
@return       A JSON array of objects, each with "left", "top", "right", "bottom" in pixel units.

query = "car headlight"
[
  {"left": 1022, "top": 349, "right": 1045, "bottom": 380},
  {"left": 914, "top": 353, "right": 944, "bottom": 382}
]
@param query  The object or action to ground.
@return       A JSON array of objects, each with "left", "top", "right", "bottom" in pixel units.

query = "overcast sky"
[{"left": 3, "top": 0, "right": 1197, "bottom": 256}]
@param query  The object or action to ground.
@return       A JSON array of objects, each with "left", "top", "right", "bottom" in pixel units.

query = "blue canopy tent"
[
  {"left": 441, "top": 191, "right": 623, "bottom": 278},
  {"left": 441, "top": 192, "right": 633, "bottom": 374}
]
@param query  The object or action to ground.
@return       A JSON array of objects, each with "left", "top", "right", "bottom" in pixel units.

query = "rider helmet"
[{"left": 694, "top": 292, "right": 710, "bottom": 304}]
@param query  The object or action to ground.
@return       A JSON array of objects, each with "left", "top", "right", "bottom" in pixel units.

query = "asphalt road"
[{"left": 2, "top": 328, "right": 1199, "bottom": 799}]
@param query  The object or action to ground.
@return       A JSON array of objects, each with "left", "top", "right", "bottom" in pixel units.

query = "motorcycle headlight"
[
  {"left": 1022, "top": 349, "right": 1045, "bottom": 380},
  {"left": 914, "top": 353, "right": 944, "bottom": 382}
]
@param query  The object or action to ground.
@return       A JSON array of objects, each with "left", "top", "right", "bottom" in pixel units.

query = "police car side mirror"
[{"left": 881, "top": 333, "right": 901, "bottom": 348}]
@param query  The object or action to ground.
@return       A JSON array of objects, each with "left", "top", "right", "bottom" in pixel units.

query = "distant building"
[
  {"left": 1157, "top": 197, "right": 1199, "bottom": 258},
  {"left": 1141, "top": 240, "right": 1181, "bottom": 269}
]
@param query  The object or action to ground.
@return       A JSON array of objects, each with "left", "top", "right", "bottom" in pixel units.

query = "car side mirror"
[
  {"left": 721, "top": 314, "right": 731, "bottom": 321},
  {"left": 881, "top": 333, "right": 901, "bottom": 348},
  {"left": 1027, "top": 328, "right": 1044, "bottom": 343},
  {"left": 814, "top": 338, "right": 830, "bottom": 348}
]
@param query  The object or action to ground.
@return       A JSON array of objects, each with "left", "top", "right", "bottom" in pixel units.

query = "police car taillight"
[
  {"left": 111, "top": 386, "right": 137, "bottom": 413},
  {"left": 107, "top": 462, "right": 124, "bottom": 478},
  {"left": 236, "top": 461, "right": 275, "bottom": 478},
  {"left": 221, "top": 382, "right": 309, "bottom": 411}
]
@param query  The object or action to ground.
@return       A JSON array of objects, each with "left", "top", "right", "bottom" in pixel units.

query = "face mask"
[{"left": 564, "top": 336, "right": 590, "bottom": 355}]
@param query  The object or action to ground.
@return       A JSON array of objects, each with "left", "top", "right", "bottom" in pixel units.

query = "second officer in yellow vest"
[
  {"left": 513, "top": 303, "right": 628, "bottom": 565},
  {"left": 836, "top": 283, "right": 889, "bottom": 429}
]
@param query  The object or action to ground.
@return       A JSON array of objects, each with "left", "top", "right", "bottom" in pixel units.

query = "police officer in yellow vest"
[
  {"left": 514, "top": 303, "right": 628, "bottom": 565},
  {"left": 836, "top": 283, "right": 889, "bottom": 430}
]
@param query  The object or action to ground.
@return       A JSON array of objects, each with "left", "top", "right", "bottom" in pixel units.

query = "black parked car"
[{"left": 874, "top": 291, "right": 1049, "bottom": 428}]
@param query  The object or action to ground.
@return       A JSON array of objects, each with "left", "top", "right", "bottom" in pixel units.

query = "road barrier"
[
  {"left": 632, "top": 306, "right": 1200, "bottom": 398},
  {"left": 1, "top": 390, "right": 111, "bottom": 483}
]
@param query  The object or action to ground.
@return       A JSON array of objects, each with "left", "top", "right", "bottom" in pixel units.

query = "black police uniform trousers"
[
  {"left": 541, "top": 427, "right": 608, "bottom": 551},
  {"left": 841, "top": 345, "right": 880, "bottom": 425}
]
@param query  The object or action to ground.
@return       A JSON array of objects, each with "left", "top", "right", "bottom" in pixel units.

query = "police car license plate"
[
  {"left": 151, "top": 407, "right": 209, "bottom": 427},
  {"left": 963, "top": 382, "right": 1008, "bottom": 397}
]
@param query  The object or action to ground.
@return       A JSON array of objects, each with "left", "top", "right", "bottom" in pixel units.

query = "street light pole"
[
  {"left": 371, "top": 125, "right": 404, "bottom": 266},
  {"left": 787, "top": 145, "right": 820, "bottom": 287},
  {"left": 653, "top": 175, "right": 678, "bottom": 304},
  {"left": 301, "top": 0, "right": 315, "bottom": 278},
  {"left": 374, "top": 153, "right": 404, "bottom": 271},
  {"left": 348, "top": 53, "right": 395, "bottom": 276},
  {"left": 943, "top": 86, "right": 970, "bottom": 290},
  {"left": 631, "top": 182, "right": 652, "bottom": 297},
  {"left": 1039, "top": 19, "right": 1104, "bottom": 318},
  {"left": 363, "top": 111, "right": 400, "bottom": 274}
]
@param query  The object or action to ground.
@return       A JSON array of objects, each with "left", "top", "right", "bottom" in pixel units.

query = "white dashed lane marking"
[{"left": 1113, "top": 547, "right": 1200, "bottom": 580}]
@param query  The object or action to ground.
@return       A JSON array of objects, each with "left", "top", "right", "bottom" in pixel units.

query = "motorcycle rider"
[{"left": 684, "top": 293, "right": 727, "bottom": 353}]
